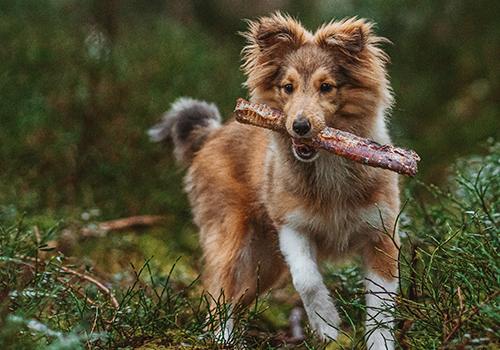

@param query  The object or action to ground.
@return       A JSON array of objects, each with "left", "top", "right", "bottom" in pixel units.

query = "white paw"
[
  {"left": 365, "top": 328, "right": 395, "bottom": 350},
  {"left": 215, "top": 317, "right": 234, "bottom": 344},
  {"left": 313, "top": 320, "right": 339, "bottom": 341},
  {"left": 308, "top": 309, "right": 339, "bottom": 341}
]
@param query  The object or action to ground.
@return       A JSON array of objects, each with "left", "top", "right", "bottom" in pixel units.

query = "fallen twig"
[
  {"left": 82, "top": 215, "right": 166, "bottom": 237},
  {"left": 16, "top": 255, "right": 119, "bottom": 308},
  {"left": 441, "top": 289, "right": 500, "bottom": 349}
]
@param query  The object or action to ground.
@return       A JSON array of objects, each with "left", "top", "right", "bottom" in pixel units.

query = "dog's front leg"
[
  {"left": 279, "top": 225, "right": 339, "bottom": 341},
  {"left": 363, "top": 238, "right": 399, "bottom": 350},
  {"left": 364, "top": 272, "right": 397, "bottom": 350}
]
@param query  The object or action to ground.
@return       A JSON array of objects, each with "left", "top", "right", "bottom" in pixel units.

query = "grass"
[{"left": 1, "top": 142, "right": 500, "bottom": 349}]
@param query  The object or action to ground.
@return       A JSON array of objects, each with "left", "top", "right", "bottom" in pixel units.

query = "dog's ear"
[
  {"left": 316, "top": 18, "right": 383, "bottom": 57},
  {"left": 241, "top": 13, "right": 308, "bottom": 90},
  {"left": 251, "top": 13, "right": 306, "bottom": 58}
]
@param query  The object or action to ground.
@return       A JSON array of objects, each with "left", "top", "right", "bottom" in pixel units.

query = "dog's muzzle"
[{"left": 292, "top": 138, "right": 319, "bottom": 162}]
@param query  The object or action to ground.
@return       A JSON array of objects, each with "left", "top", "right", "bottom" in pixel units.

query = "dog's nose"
[{"left": 292, "top": 118, "right": 311, "bottom": 136}]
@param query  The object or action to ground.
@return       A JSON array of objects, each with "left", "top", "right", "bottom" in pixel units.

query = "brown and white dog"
[{"left": 149, "top": 13, "right": 400, "bottom": 350}]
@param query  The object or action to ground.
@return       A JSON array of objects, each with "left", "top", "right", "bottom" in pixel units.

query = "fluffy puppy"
[{"left": 150, "top": 13, "right": 400, "bottom": 350}]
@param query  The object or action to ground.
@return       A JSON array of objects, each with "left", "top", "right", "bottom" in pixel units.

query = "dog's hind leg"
[
  {"left": 279, "top": 224, "right": 340, "bottom": 341},
  {"left": 201, "top": 216, "right": 285, "bottom": 343}
]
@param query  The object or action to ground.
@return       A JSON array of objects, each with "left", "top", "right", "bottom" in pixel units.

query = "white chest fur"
[{"left": 284, "top": 201, "right": 392, "bottom": 253}]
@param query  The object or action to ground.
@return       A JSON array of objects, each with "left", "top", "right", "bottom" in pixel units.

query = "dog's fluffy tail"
[{"left": 148, "top": 98, "right": 222, "bottom": 166}]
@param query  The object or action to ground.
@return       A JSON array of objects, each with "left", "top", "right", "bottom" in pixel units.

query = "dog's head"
[{"left": 242, "top": 13, "right": 393, "bottom": 161}]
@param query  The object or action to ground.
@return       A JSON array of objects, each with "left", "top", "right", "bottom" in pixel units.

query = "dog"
[{"left": 149, "top": 13, "right": 400, "bottom": 350}]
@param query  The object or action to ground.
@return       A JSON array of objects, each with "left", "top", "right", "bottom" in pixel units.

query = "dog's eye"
[
  {"left": 320, "top": 83, "right": 333, "bottom": 93},
  {"left": 283, "top": 84, "right": 294, "bottom": 94}
]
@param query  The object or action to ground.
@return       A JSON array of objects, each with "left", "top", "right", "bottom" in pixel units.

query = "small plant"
[{"left": 395, "top": 141, "right": 500, "bottom": 349}]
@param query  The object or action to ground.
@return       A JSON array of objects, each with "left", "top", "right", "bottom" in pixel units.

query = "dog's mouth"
[{"left": 292, "top": 138, "right": 319, "bottom": 162}]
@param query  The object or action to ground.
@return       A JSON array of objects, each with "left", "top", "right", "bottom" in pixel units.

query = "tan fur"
[{"left": 184, "top": 12, "right": 400, "bottom": 341}]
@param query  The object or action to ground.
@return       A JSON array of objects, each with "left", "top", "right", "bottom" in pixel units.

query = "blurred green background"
[{"left": 1, "top": 0, "right": 499, "bottom": 223}]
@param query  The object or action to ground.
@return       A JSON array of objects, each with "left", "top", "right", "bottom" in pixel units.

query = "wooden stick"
[
  {"left": 234, "top": 98, "right": 420, "bottom": 178},
  {"left": 98, "top": 215, "right": 166, "bottom": 232}
]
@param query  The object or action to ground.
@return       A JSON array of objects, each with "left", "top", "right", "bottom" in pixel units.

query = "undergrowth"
[
  {"left": 1, "top": 142, "right": 500, "bottom": 349},
  {"left": 394, "top": 141, "right": 500, "bottom": 349},
  {"left": 0, "top": 220, "right": 270, "bottom": 349}
]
